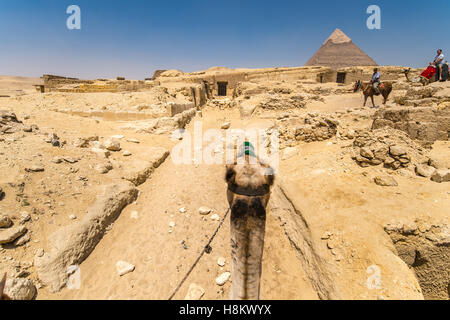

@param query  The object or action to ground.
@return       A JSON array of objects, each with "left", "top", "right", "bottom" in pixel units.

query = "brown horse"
[
  {"left": 354, "top": 80, "right": 392, "bottom": 108},
  {"left": 0, "top": 273, "right": 11, "bottom": 300}
]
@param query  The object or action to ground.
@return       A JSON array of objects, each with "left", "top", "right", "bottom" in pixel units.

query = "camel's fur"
[
  {"left": 225, "top": 153, "right": 274, "bottom": 300},
  {"left": 0, "top": 273, "right": 11, "bottom": 300}
]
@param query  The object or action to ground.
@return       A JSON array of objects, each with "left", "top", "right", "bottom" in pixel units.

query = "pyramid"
[{"left": 305, "top": 28, "right": 377, "bottom": 69}]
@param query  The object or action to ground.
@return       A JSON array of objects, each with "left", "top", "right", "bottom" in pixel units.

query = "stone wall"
[{"left": 372, "top": 106, "right": 450, "bottom": 142}]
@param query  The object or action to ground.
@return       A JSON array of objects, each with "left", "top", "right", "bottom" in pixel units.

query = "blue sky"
[{"left": 0, "top": 0, "right": 448, "bottom": 79}]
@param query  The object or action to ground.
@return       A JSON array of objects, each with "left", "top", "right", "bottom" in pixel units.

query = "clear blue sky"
[{"left": 0, "top": 0, "right": 448, "bottom": 79}]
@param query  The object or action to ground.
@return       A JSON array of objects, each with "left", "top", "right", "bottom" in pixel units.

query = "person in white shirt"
[
  {"left": 371, "top": 68, "right": 381, "bottom": 94},
  {"left": 431, "top": 49, "right": 445, "bottom": 81}
]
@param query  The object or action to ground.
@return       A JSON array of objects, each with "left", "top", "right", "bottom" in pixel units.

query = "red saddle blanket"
[{"left": 421, "top": 66, "right": 437, "bottom": 80}]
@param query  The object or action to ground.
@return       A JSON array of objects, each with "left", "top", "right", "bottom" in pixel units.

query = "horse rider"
[
  {"left": 431, "top": 49, "right": 445, "bottom": 81},
  {"left": 371, "top": 68, "right": 381, "bottom": 95}
]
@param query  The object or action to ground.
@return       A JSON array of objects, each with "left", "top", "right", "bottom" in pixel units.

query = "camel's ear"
[
  {"left": 225, "top": 165, "right": 236, "bottom": 184},
  {"left": 265, "top": 166, "right": 275, "bottom": 186}
]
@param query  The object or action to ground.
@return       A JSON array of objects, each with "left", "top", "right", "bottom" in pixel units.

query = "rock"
[
  {"left": 374, "top": 175, "right": 398, "bottom": 187},
  {"left": 360, "top": 147, "right": 374, "bottom": 159},
  {"left": 430, "top": 170, "right": 450, "bottom": 183},
  {"left": 415, "top": 164, "right": 436, "bottom": 178},
  {"left": 90, "top": 148, "right": 111, "bottom": 158},
  {"left": 35, "top": 248, "right": 45, "bottom": 257},
  {"left": 23, "top": 126, "right": 32, "bottom": 133},
  {"left": 14, "top": 233, "right": 31, "bottom": 246},
  {"left": 104, "top": 138, "right": 121, "bottom": 152},
  {"left": 210, "top": 214, "right": 220, "bottom": 221},
  {"left": 116, "top": 261, "right": 135, "bottom": 276},
  {"left": 123, "top": 150, "right": 132, "bottom": 157},
  {"left": 198, "top": 207, "right": 212, "bottom": 215},
  {"left": 217, "top": 257, "right": 226, "bottom": 267},
  {"left": 20, "top": 211, "right": 31, "bottom": 223},
  {"left": 25, "top": 165, "right": 44, "bottom": 173},
  {"left": 45, "top": 133, "right": 60, "bottom": 147},
  {"left": 179, "top": 207, "right": 186, "bottom": 213},
  {"left": 221, "top": 122, "right": 231, "bottom": 130},
  {"left": 4, "top": 278, "right": 36, "bottom": 300},
  {"left": 346, "top": 129, "right": 355, "bottom": 139},
  {"left": 73, "top": 138, "right": 90, "bottom": 148},
  {"left": 51, "top": 156, "right": 63, "bottom": 164},
  {"left": 169, "top": 221, "right": 176, "bottom": 228},
  {"left": 121, "top": 148, "right": 169, "bottom": 186},
  {"left": 126, "top": 138, "right": 140, "bottom": 144},
  {"left": 184, "top": 283, "right": 205, "bottom": 300},
  {"left": 0, "top": 225, "right": 27, "bottom": 244},
  {"left": 69, "top": 215, "right": 77, "bottom": 220},
  {"left": 0, "top": 214, "right": 12, "bottom": 228},
  {"left": 428, "top": 158, "right": 446, "bottom": 170},
  {"left": 34, "top": 182, "right": 138, "bottom": 292},
  {"left": 389, "top": 146, "right": 406, "bottom": 157},
  {"left": 63, "top": 157, "right": 78, "bottom": 164},
  {"left": 95, "top": 162, "right": 113, "bottom": 174},
  {"left": 215, "top": 272, "right": 231, "bottom": 286}
]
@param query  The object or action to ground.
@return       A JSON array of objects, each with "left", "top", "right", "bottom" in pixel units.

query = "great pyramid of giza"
[{"left": 305, "top": 28, "right": 378, "bottom": 69}]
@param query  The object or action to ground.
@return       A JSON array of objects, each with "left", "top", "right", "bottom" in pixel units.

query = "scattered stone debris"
[
  {"left": 215, "top": 272, "right": 231, "bottom": 286},
  {"left": 352, "top": 128, "right": 427, "bottom": 169},
  {"left": 95, "top": 162, "right": 113, "bottom": 174},
  {"left": 4, "top": 277, "right": 37, "bottom": 300},
  {"left": 217, "top": 257, "right": 226, "bottom": 267},
  {"left": 415, "top": 164, "right": 436, "bottom": 178},
  {"left": 198, "top": 207, "right": 212, "bottom": 215},
  {"left": 374, "top": 175, "right": 398, "bottom": 187},
  {"left": 45, "top": 133, "right": 60, "bottom": 147},
  {"left": 210, "top": 214, "right": 220, "bottom": 221},
  {"left": 276, "top": 113, "right": 339, "bottom": 147},
  {"left": 430, "top": 170, "right": 450, "bottom": 183},
  {"left": 0, "top": 225, "right": 27, "bottom": 244},
  {"left": 25, "top": 165, "right": 44, "bottom": 173},
  {"left": 116, "top": 261, "right": 135, "bottom": 276},
  {"left": 104, "top": 138, "right": 121, "bottom": 152},
  {"left": 221, "top": 122, "right": 231, "bottom": 130},
  {"left": 184, "top": 283, "right": 205, "bottom": 300},
  {"left": 0, "top": 214, "right": 13, "bottom": 228}
]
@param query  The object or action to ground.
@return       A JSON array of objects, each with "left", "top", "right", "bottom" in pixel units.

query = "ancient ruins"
[{"left": 0, "top": 28, "right": 448, "bottom": 301}]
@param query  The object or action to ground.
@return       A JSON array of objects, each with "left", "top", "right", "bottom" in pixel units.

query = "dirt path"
[{"left": 40, "top": 108, "right": 318, "bottom": 300}]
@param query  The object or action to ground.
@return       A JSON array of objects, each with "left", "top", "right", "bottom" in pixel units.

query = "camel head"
[
  {"left": 225, "top": 141, "right": 274, "bottom": 300},
  {"left": 0, "top": 273, "right": 11, "bottom": 300},
  {"left": 403, "top": 68, "right": 411, "bottom": 74}
]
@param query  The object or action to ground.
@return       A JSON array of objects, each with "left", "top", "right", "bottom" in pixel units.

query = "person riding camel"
[
  {"left": 431, "top": 49, "right": 445, "bottom": 82},
  {"left": 371, "top": 68, "right": 381, "bottom": 95}
]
